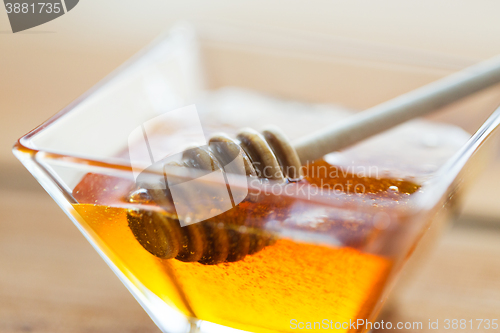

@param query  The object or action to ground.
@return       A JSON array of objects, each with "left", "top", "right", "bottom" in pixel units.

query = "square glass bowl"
[{"left": 13, "top": 22, "right": 500, "bottom": 333}]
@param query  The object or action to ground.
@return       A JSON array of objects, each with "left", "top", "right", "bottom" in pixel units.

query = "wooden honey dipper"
[{"left": 128, "top": 55, "right": 500, "bottom": 264}]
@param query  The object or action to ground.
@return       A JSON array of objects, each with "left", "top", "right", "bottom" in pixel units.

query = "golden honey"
[{"left": 72, "top": 160, "right": 418, "bottom": 333}]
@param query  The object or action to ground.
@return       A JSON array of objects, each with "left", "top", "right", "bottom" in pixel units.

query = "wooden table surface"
[{"left": 1, "top": 166, "right": 499, "bottom": 333}]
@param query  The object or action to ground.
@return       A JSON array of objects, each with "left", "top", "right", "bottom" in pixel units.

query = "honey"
[{"left": 72, "top": 159, "right": 418, "bottom": 333}]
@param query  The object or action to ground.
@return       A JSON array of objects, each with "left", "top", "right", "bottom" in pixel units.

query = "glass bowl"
[{"left": 13, "top": 22, "right": 500, "bottom": 333}]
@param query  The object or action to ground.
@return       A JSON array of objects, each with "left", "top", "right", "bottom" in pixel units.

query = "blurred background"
[{"left": 1, "top": 1, "right": 500, "bottom": 332}]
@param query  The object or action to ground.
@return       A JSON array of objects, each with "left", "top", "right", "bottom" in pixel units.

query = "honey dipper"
[{"left": 128, "top": 54, "right": 500, "bottom": 264}]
